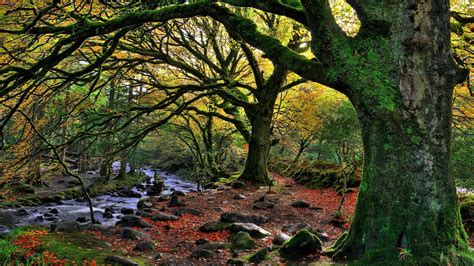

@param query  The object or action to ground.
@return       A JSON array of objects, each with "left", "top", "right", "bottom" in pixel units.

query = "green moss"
[
  {"left": 279, "top": 229, "right": 322, "bottom": 259},
  {"left": 232, "top": 231, "right": 257, "bottom": 250}
]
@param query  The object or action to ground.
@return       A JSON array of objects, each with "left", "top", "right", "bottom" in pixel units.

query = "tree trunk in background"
[{"left": 100, "top": 85, "right": 116, "bottom": 182}]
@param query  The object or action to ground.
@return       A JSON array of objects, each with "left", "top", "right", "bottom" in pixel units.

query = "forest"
[{"left": 0, "top": 0, "right": 472, "bottom": 265}]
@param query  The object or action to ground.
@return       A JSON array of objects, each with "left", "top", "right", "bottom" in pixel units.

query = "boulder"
[
  {"left": 279, "top": 229, "right": 322, "bottom": 259},
  {"left": 231, "top": 231, "right": 256, "bottom": 250},
  {"left": 249, "top": 248, "right": 269, "bottom": 263},
  {"left": 137, "top": 198, "right": 153, "bottom": 210},
  {"left": 157, "top": 195, "right": 171, "bottom": 202},
  {"left": 291, "top": 200, "right": 310, "bottom": 208},
  {"left": 119, "top": 227, "right": 150, "bottom": 240},
  {"left": 134, "top": 240, "right": 155, "bottom": 251},
  {"left": 120, "top": 208, "right": 134, "bottom": 215},
  {"left": 282, "top": 223, "right": 329, "bottom": 241},
  {"left": 221, "top": 212, "right": 269, "bottom": 225},
  {"left": 117, "top": 215, "right": 152, "bottom": 228},
  {"left": 172, "top": 190, "right": 186, "bottom": 197},
  {"left": 174, "top": 208, "right": 203, "bottom": 217},
  {"left": 199, "top": 221, "right": 231, "bottom": 232},
  {"left": 118, "top": 189, "right": 142, "bottom": 198},
  {"left": 273, "top": 232, "right": 291, "bottom": 245},
  {"left": 49, "top": 208, "right": 59, "bottom": 214},
  {"left": 17, "top": 209, "right": 28, "bottom": 216},
  {"left": 151, "top": 212, "right": 179, "bottom": 221},
  {"left": 231, "top": 181, "right": 246, "bottom": 189},
  {"left": 50, "top": 221, "right": 80, "bottom": 233},
  {"left": 104, "top": 255, "right": 138, "bottom": 266},
  {"left": 168, "top": 195, "right": 186, "bottom": 207},
  {"left": 232, "top": 194, "right": 246, "bottom": 200},
  {"left": 200, "top": 242, "right": 231, "bottom": 250},
  {"left": 252, "top": 196, "right": 275, "bottom": 210},
  {"left": 230, "top": 223, "right": 271, "bottom": 238},
  {"left": 135, "top": 210, "right": 152, "bottom": 218},
  {"left": 76, "top": 217, "right": 87, "bottom": 223},
  {"left": 191, "top": 248, "right": 217, "bottom": 259}
]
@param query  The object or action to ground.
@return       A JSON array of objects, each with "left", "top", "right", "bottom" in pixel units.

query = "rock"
[
  {"left": 191, "top": 248, "right": 217, "bottom": 259},
  {"left": 221, "top": 212, "right": 269, "bottom": 225},
  {"left": 230, "top": 223, "right": 271, "bottom": 238},
  {"left": 253, "top": 201, "right": 274, "bottom": 209},
  {"left": 118, "top": 215, "right": 152, "bottom": 228},
  {"left": 134, "top": 240, "right": 155, "bottom": 251},
  {"left": 195, "top": 238, "right": 209, "bottom": 245},
  {"left": 135, "top": 210, "right": 152, "bottom": 218},
  {"left": 174, "top": 208, "right": 203, "bottom": 217},
  {"left": 76, "top": 217, "right": 87, "bottom": 223},
  {"left": 49, "top": 208, "right": 59, "bottom": 214},
  {"left": 226, "top": 259, "right": 245, "bottom": 265},
  {"left": 279, "top": 229, "right": 322, "bottom": 259},
  {"left": 50, "top": 221, "right": 80, "bottom": 232},
  {"left": 200, "top": 242, "right": 231, "bottom": 250},
  {"left": 104, "top": 255, "right": 139, "bottom": 266},
  {"left": 34, "top": 215, "right": 44, "bottom": 222},
  {"left": 104, "top": 207, "right": 115, "bottom": 214},
  {"left": 291, "top": 200, "right": 310, "bottom": 208},
  {"left": 282, "top": 223, "right": 310, "bottom": 235},
  {"left": 103, "top": 211, "right": 114, "bottom": 219},
  {"left": 17, "top": 209, "right": 28, "bottom": 216},
  {"left": 199, "top": 221, "right": 231, "bottom": 232},
  {"left": 172, "top": 190, "right": 186, "bottom": 197},
  {"left": 119, "top": 227, "right": 150, "bottom": 240},
  {"left": 273, "top": 232, "right": 291, "bottom": 245},
  {"left": 231, "top": 231, "right": 256, "bottom": 250},
  {"left": 44, "top": 213, "right": 53, "bottom": 217},
  {"left": 232, "top": 194, "right": 246, "bottom": 200},
  {"left": 204, "top": 182, "right": 219, "bottom": 189},
  {"left": 330, "top": 217, "right": 345, "bottom": 228},
  {"left": 249, "top": 248, "right": 269, "bottom": 263},
  {"left": 231, "top": 181, "right": 246, "bottom": 189},
  {"left": 137, "top": 198, "right": 153, "bottom": 210},
  {"left": 80, "top": 224, "right": 110, "bottom": 231},
  {"left": 118, "top": 189, "right": 142, "bottom": 198},
  {"left": 214, "top": 207, "right": 224, "bottom": 212},
  {"left": 158, "top": 195, "right": 170, "bottom": 202},
  {"left": 120, "top": 208, "right": 134, "bottom": 215},
  {"left": 151, "top": 212, "right": 179, "bottom": 221},
  {"left": 168, "top": 195, "right": 186, "bottom": 207}
]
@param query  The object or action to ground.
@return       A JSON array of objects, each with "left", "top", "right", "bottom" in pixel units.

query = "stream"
[{"left": 0, "top": 163, "right": 197, "bottom": 236}]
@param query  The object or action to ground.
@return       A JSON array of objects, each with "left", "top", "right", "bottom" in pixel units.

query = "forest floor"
[{"left": 2, "top": 173, "right": 359, "bottom": 265}]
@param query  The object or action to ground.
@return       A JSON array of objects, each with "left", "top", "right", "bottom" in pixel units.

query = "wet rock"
[
  {"left": 221, "top": 212, "right": 269, "bottom": 225},
  {"left": 117, "top": 215, "right": 152, "bottom": 228},
  {"left": 49, "top": 208, "right": 59, "bottom": 214},
  {"left": 291, "top": 200, "right": 310, "bottom": 208},
  {"left": 232, "top": 194, "right": 246, "bottom": 200},
  {"left": 157, "top": 195, "right": 170, "bottom": 202},
  {"left": 282, "top": 223, "right": 310, "bottom": 235},
  {"left": 120, "top": 208, "right": 134, "bottom": 215},
  {"left": 118, "top": 189, "right": 142, "bottom": 198},
  {"left": 279, "top": 229, "right": 322, "bottom": 259},
  {"left": 168, "top": 195, "right": 186, "bottom": 207},
  {"left": 17, "top": 209, "right": 28, "bottom": 216},
  {"left": 50, "top": 221, "right": 80, "bottom": 232},
  {"left": 80, "top": 224, "right": 109, "bottom": 231},
  {"left": 76, "top": 217, "right": 87, "bottom": 223},
  {"left": 34, "top": 215, "right": 44, "bottom": 222},
  {"left": 119, "top": 227, "right": 150, "bottom": 240},
  {"left": 199, "top": 221, "right": 231, "bottom": 232},
  {"left": 253, "top": 201, "right": 274, "bottom": 209},
  {"left": 142, "top": 208, "right": 159, "bottom": 213},
  {"left": 104, "top": 207, "right": 115, "bottom": 214},
  {"left": 231, "top": 181, "right": 246, "bottom": 189},
  {"left": 134, "top": 240, "right": 155, "bottom": 251},
  {"left": 151, "top": 212, "right": 179, "bottom": 221},
  {"left": 137, "top": 198, "right": 153, "bottom": 210},
  {"left": 103, "top": 211, "right": 114, "bottom": 219},
  {"left": 44, "top": 213, "right": 53, "bottom": 217},
  {"left": 200, "top": 242, "right": 231, "bottom": 250},
  {"left": 273, "top": 232, "right": 291, "bottom": 245},
  {"left": 105, "top": 255, "right": 139, "bottom": 266},
  {"left": 231, "top": 231, "right": 256, "bottom": 250},
  {"left": 230, "top": 223, "right": 271, "bottom": 238},
  {"left": 172, "top": 190, "right": 186, "bottom": 197},
  {"left": 249, "top": 247, "right": 269, "bottom": 263},
  {"left": 191, "top": 248, "right": 217, "bottom": 259},
  {"left": 135, "top": 210, "right": 152, "bottom": 218},
  {"left": 174, "top": 208, "right": 203, "bottom": 217}
]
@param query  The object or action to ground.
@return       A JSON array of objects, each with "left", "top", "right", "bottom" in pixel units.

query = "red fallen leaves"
[{"left": 12, "top": 229, "right": 66, "bottom": 265}]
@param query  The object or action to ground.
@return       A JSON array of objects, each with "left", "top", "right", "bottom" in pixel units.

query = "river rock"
[
  {"left": 17, "top": 209, "right": 28, "bottom": 216},
  {"left": 134, "top": 240, "right": 155, "bottom": 251},
  {"left": 120, "top": 208, "right": 134, "bottom": 215},
  {"left": 200, "top": 242, "right": 231, "bottom": 250},
  {"left": 50, "top": 221, "right": 80, "bottom": 232},
  {"left": 191, "top": 248, "right": 217, "bottom": 259},
  {"left": 174, "top": 208, "right": 203, "bottom": 217},
  {"left": 249, "top": 247, "right": 269, "bottom": 263},
  {"left": 199, "top": 221, "right": 231, "bottom": 232},
  {"left": 273, "top": 232, "right": 291, "bottom": 245},
  {"left": 232, "top": 194, "right": 246, "bottom": 200},
  {"left": 118, "top": 189, "right": 142, "bottom": 198},
  {"left": 279, "top": 229, "right": 322, "bottom": 259},
  {"left": 76, "top": 217, "right": 87, "bottom": 223},
  {"left": 135, "top": 210, "right": 152, "bottom": 218},
  {"left": 137, "top": 198, "right": 153, "bottom": 210},
  {"left": 158, "top": 195, "right": 170, "bottom": 202},
  {"left": 151, "top": 212, "right": 179, "bottom": 221},
  {"left": 230, "top": 223, "right": 271, "bottom": 238},
  {"left": 231, "top": 231, "right": 256, "bottom": 250},
  {"left": 119, "top": 227, "right": 150, "bottom": 240},
  {"left": 49, "top": 208, "right": 59, "bottom": 214},
  {"left": 105, "top": 255, "right": 138, "bottom": 266},
  {"left": 221, "top": 212, "right": 269, "bottom": 225},
  {"left": 117, "top": 215, "right": 152, "bottom": 228},
  {"left": 291, "top": 200, "right": 310, "bottom": 208},
  {"left": 168, "top": 195, "right": 186, "bottom": 207}
]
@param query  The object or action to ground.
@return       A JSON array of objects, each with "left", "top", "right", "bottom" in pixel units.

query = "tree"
[{"left": 0, "top": 0, "right": 472, "bottom": 263}]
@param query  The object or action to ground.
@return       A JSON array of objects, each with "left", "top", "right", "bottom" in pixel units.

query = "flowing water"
[{"left": 0, "top": 163, "right": 197, "bottom": 236}]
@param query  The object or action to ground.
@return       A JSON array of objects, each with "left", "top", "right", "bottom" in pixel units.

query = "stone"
[
  {"left": 199, "top": 221, "right": 231, "bottom": 232},
  {"left": 151, "top": 212, "right": 179, "bottom": 221},
  {"left": 134, "top": 240, "right": 155, "bottom": 251},
  {"left": 17, "top": 209, "right": 28, "bottom": 216},
  {"left": 231, "top": 231, "right": 256, "bottom": 250},
  {"left": 50, "top": 221, "right": 80, "bottom": 233},
  {"left": 168, "top": 195, "right": 186, "bottom": 207},
  {"left": 137, "top": 198, "right": 153, "bottom": 210},
  {"left": 279, "top": 229, "right": 322, "bottom": 259},
  {"left": 118, "top": 189, "right": 142, "bottom": 198},
  {"left": 249, "top": 248, "right": 269, "bottom": 263},
  {"left": 172, "top": 190, "right": 186, "bottom": 197},
  {"left": 291, "top": 200, "right": 310, "bottom": 208},
  {"left": 34, "top": 215, "right": 44, "bottom": 222},
  {"left": 230, "top": 223, "right": 271, "bottom": 238},
  {"left": 49, "top": 208, "right": 59, "bottom": 214},
  {"left": 104, "top": 255, "right": 138, "bottom": 266},
  {"left": 226, "top": 259, "right": 245, "bottom": 265},
  {"left": 135, "top": 210, "right": 152, "bottom": 218},
  {"left": 221, "top": 212, "right": 269, "bottom": 225},
  {"left": 103, "top": 211, "right": 114, "bottom": 219},
  {"left": 119, "top": 227, "right": 150, "bottom": 240},
  {"left": 273, "top": 232, "right": 291, "bottom": 245},
  {"left": 195, "top": 238, "right": 209, "bottom": 245},
  {"left": 200, "top": 242, "right": 231, "bottom": 250},
  {"left": 253, "top": 201, "right": 274, "bottom": 209},
  {"left": 158, "top": 195, "right": 171, "bottom": 202},
  {"left": 230, "top": 181, "right": 246, "bottom": 189},
  {"left": 191, "top": 248, "right": 217, "bottom": 259},
  {"left": 76, "top": 217, "right": 87, "bottom": 223},
  {"left": 120, "top": 208, "right": 134, "bottom": 215},
  {"left": 117, "top": 215, "right": 152, "bottom": 228},
  {"left": 232, "top": 194, "right": 246, "bottom": 200},
  {"left": 174, "top": 208, "right": 203, "bottom": 217},
  {"left": 104, "top": 207, "right": 115, "bottom": 214}
]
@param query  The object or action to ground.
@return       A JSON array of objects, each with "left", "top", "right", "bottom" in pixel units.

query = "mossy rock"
[
  {"left": 199, "top": 221, "right": 231, "bottom": 232},
  {"left": 459, "top": 193, "right": 474, "bottom": 232},
  {"left": 232, "top": 231, "right": 257, "bottom": 250},
  {"left": 249, "top": 247, "right": 269, "bottom": 263},
  {"left": 279, "top": 229, "right": 322, "bottom": 259}
]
